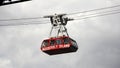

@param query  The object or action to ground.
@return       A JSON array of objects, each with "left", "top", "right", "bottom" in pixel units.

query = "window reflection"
[
  {"left": 50, "top": 40, "right": 55, "bottom": 46},
  {"left": 42, "top": 40, "right": 49, "bottom": 47},
  {"left": 56, "top": 39, "right": 62, "bottom": 45},
  {"left": 63, "top": 38, "right": 69, "bottom": 44}
]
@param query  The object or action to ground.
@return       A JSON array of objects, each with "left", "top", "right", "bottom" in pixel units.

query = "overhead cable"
[
  {"left": 0, "top": 21, "right": 49, "bottom": 26},
  {"left": 0, "top": 4, "right": 120, "bottom": 22},
  {"left": 67, "top": 4, "right": 120, "bottom": 15},
  {"left": 0, "top": 16, "right": 44, "bottom": 21},
  {"left": 74, "top": 11, "right": 120, "bottom": 20},
  {"left": 0, "top": 4, "right": 120, "bottom": 26}
]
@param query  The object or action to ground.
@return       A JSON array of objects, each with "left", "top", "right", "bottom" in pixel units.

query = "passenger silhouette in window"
[
  {"left": 63, "top": 38, "right": 69, "bottom": 44},
  {"left": 56, "top": 39, "right": 61, "bottom": 45},
  {"left": 50, "top": 40, "right": 55, "bottom": 46}
]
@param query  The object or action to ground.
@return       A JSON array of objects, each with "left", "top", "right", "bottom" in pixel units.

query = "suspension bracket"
[{"left": 44, "top": 14, "right": 73, "bottom": 37}]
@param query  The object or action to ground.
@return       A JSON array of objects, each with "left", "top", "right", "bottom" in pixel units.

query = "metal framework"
[
  {"left": 0, "top": 0, "right": 31, "bottom": 6},
  {"left": 44, "top": 14, "right": 73, "bottom": 38}
]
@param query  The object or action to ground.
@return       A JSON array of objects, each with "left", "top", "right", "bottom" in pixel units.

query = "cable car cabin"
[{"left": 41, "top": 36, "right": 78, "bottom": 55}]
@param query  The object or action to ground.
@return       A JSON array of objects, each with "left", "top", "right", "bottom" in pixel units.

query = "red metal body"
[{"left": 41, "top": 36, "right": 78, "bottom": 55}]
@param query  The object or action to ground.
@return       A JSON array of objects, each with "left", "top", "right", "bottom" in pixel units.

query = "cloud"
[
  {"left": 0, "top": 0, "right": 120, "bottom": 68},
  {"left": 0, "top": 58, "right": 13, "bottom": 68}
]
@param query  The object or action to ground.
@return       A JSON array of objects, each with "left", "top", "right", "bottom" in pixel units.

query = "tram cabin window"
[
  {"left": 70, "top": 39, "right": 78, "bottom": 48},
  {"left": 50, "top": 40, "right": 55, "bottom": 46},
  {"left": 63, "top": 38, "right": 70, "bottom": 44},
  {"left": 56, "top": 39, "right": 62, "bottom": 45},
  {"left": 42, "top": 40, "right": 49, "bottom": 47}
]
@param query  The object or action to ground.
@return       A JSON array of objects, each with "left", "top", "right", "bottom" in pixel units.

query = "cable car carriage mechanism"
[{"left": 40, "top": 14, "right": 78, "bottom": 55}]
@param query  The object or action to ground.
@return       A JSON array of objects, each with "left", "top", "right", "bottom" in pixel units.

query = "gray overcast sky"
[{"left": 0, "top": 0, "right": 120, "bottom": 68}]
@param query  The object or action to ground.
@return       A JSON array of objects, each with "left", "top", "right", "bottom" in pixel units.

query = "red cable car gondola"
[
  {"left": 40, "top": 14, "right": 78, "bottom": 55},
  {"left": 41, "top": 36, "right": 78, "bottom": 55}
]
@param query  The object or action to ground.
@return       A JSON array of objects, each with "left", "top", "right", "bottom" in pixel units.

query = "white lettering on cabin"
[{"left": 42, "top": 44, "right": 70, "bottom": 51}]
